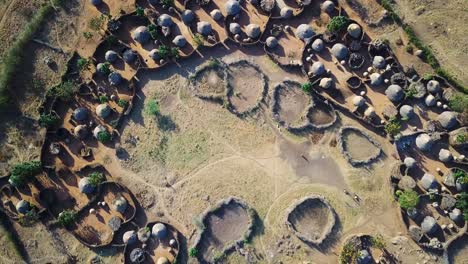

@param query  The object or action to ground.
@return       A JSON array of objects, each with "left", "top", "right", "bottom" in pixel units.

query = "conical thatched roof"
[
  {"left": 404, "top": 157, "right": 417, "bottom": 169},
  {"left": 421, "top": 216, "right": 438, "bottom": 235},
  {"left": 280, "top": 7, "right": 293, "bottom": 18},
  {"left": 427, "top": 80, "right": 441, "bottom": 94},
  {"left": 449, "top": 208, "right": 462, "bottom": 222},
  {"left": 385, "top": 84, "right": 403, "bottom": 102},
  {"left": 172, "top": 35, "right": 187, "bottom": 47},
  {"left": 357, "top": 249, "right": 372, "bottom": 264},
  {"left": 352, "top": 95, "right": 365, "bottom": 107},
  {"left": 157, "top": 14, "right": 174, "bottom": 27},
  {"left": 149, "top": 49, "right": 160, "bottom": 61},
  {"left": 197, "top": 21, "right": 212, "bottom": 35},
  {"left": 347, "top": 23, "right": 361, "bottom": 39},
  {"left": 246, "top": 24, "right": 261, "bottom": 38},
  {"left": 420, "top": 173, "right": 437, "bottom": 190},
  {"left": 73, "top": 107, "right": 88, "bottom": 121},
  {"left": 152, "top": 223, "right": 167, "bottom": 239},
  {"left": 74, "top": 125, "right": 88, "bottom": 139},
  {"left": 310, "top": 61, "right": 325, "bottom": 76},
  {"left": 321, "top": 1, "right": 335, "bottom": 13},
  {"left": 16, "top": 200, "right": 30, "bottom": 214},
  {"left": 425, "top": 94, "right": 436, "bottom": 106},
  {"left": 415, "top": 133, "right": 433, "bottom": 151},
  {"left": 108, "top": 71, "right": 123, "bottom": 85},
  {"left": 364, "top": 106, "right": 375, "bottom": 117},
  {"left": 331, "top": 43, "right": 348, "bottom": 59},
  {"left": 79, "top": 177, "right": 95, "bottom": 193},
  {"left": 133, "top": 26, "right": 150, "bottom": 44},
  {"left": 96, "top": 103, "right": 111, "bottom": 118},
  {"left": 113, "top": 196, "right": 128, "bottom": 213},
  {"left": 105, "top": 50, "right": 118, "bottom": 63},
  {"left": 320, "top": 78, "right": 333, "bottom": 89},
  {"left": 108, "top": 216, "right": 122, "bottom": 231},
  {"left": 399, "top": 105, "right": 414, "bottom": 120},
  {"left": 123, "top": 49, "right": 137, "bottom": 63},
  {"left": 181, "top": 10, "right": 195, "bottom": 24},
  {"left": 369, "top": 72, "right": 383, "bottom": 86},
  {"left": 311, "top": 38, "right": 324, "bottom": 52},
  {"left": 438, "top": 149, "right": 453, "bottom": 162},
  {"left": 229, "top": 23, "right": 241, "bottom": 34},
  {"left": 123, "top": 230, "right": 137, "bottom": 245},
  {"left": 260, "top": 0, "right": 275, "bottom": 12},
  {"left": 372, "top": 56, "right": 385, "bottom": 69},
  {"left": 225, "top": 0, "right": 241, "bottom": 16},
  {"left": 437, "top": 111, "right": 458, "bottom": 129},
  {"left": 210, "top": 9, "right": 222, "bottom": 20},
  {"left": 266, "top": 36, "right": 278, "bottom": 48},
  {"left": 296, "top": 24, "right": 314, "bottom": 41}
]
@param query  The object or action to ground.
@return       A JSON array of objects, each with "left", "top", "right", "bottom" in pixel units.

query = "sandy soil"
[
  {"left": 342, "top": 129, "right": 381, "bottom": 161},
  {"left": 227, "top": 62, "right": 265, "bottom": 113},
  {"left": 276, "top": 82, "right": 311, "bottom": 125}
]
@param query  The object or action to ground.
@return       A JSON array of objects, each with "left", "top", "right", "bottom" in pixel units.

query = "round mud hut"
[
  {"left": 197, "top": 21, "right": 212, "bottom": 35},
  {"left": 280, "top": 7, "right": 293, "bottom": 19},
  {"left": 246, "top": 24, "right": 261, "bottom": 39},
  {"left": 415, "top": 133, "right": 433, "bottom": 152},
  {"left": 347, "top": 23, "right": 362, "bottom": 39},
  {"left": 210, "top": 9, "right": 222, "bottom": 20},
  {"left": 331, "top": 43, "right": 348, "bottom": 60},
  {"left": 369, "top": 72, "right": 383, "bottom": 86},
  {"left": 320, "top": 78, "right": 333, "bottom": 89},
  {"left": 96, "top": 103, "right": 111, "bottom": 119},
  {"left": 16, "top": 200, "right": 30, "bottom": 214},
  {"left": 74, "top": 125, "right": 88, "bottom": 139},
  {"left": 321, "top": 1, "right": 335, "bottom": 13},
  {"left": 352, "top": 95, "right": 366, "bottom": 107},
  {"left": 427, "top": 80, "right": 441, "bottom": 94},
  {"left": 425, "top": 94, "right": 436, "bottom": 107},
  {"left": 310, "top": 61, "right": 325, "bottom": 76},
  {"left": 225, "top": 0, "right": 241, "bottom": 16},
  {"left": 152, "top": 223, "right": 168, "bottom": 239},
  {"left": 311, "top": 38, "right": 324, "bottom": 52},
  {"left": 157, "top": 14, "right": 174, "bottom": 28},
  {"left": 372, "top": 56, "right": 386, "bottom": 69},
  {"left": 404, "top": 157, "right": 417, "bottom": 169},
  {"left": 79, "top": 177, "right": 95, "bottom": 194},
  {"left": 123, "top": 49, "right": 137, "bottom": 63},
  {"left": 421, "top": 216, "right": 438, "bottom": 235},
  {"left": 113, "top": 196, "right": 128, "bottom": 213},
  {"left": 385, "top": 84, "right": 404, "bottom": 103},
  {"left": 123, "top": 230, "right": 137, "bottom": 245},
  {"left": 149, "top": 49, "right": 160, "bottom": 61},
  {"left": 105, "top": 50, "right": 118, "bottom": 63},
  {"left": 266, "top": 36, "right": 278, "bottom": 48},
  {"left": 172, "top": 35, "right": 187, "bottom": 47},
  {"left": 437, "top": 111, "right": 458, "bottom": 129},
  {"left": 133, "top": 26, "right": 150, "bottom": 44},
  {"left": 420, "top": 173, "right": 438, "bottom": 190},
  {"left": 296, "top": 24, "right": 314, "bottom": 41},
  {"left": 229, "top": 23, "right": 241, "bottom": 34},
  {"left": 108, "top": 72, "right": 123, "bottom": 86},
  {"left": 181, "top": 10, "right": 195, "bottom": 24},
  {"left": 399, "top": 105, "right": 414, "bottom": 120},
  {"left": 73, "top": 107, "right": 88, "bottom": 121},
  {"left": 438, "top": 149, "right": 453, "bottom": 162}
]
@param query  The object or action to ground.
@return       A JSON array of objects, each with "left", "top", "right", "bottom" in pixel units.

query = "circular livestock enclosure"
[
  {"left": 225, "top": 60, "right": 268, "bottom": 117},
  {"left": 189, "top": 59, "right": 228, "bottom": 102},
  {"left": 272, "top": 80, "right": 337, "bottom": 134},
  {"left": 285, "top": 195, "right": 337, "bottom": 246},
  {"left": 191, "top": 197, "right": 256, "bottom": 263},
  {"left": 338, "top": 126, "right": 383, "bottom": 167}
]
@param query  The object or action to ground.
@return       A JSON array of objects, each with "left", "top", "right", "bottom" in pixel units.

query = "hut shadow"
[{"left": 95, "top": 2, "right": 110, "bottom": 15}]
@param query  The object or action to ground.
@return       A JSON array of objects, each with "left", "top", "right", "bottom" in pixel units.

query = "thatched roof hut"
[
  {"left": 385, "top": 84, "right": 404, "bottom": 102},
  {"left": 96, "top": 103, "right": 111, "bottom": 118},
  {"left": 123, "top": 49, "right": 137, "bottom": 63},
  {"left": 16, "top": 200, "right": 30, "bottom": 214},
  {"left": 415, "top": 134, "right": 432, "bottom": 151},
  {"left": 133, "top": 26, "right": 150, "bottom": 44},
  {"left": 372, "top": 56, "right": 385, "bottom": 69},
  {"left": 225, "top": 0, "right": 241, "bottom": 16},
  {"left": 347, "top": 23, "right": 362, "bottom": 39},
  {"left": 421, "top": 216, "right": 438, "bottom": 235},
  {"left": 420, "top": 173, "right": 437, "bottom": 190},
  {"left": 369, "top": 72, "right": 383, "bottom": 86},
  {"left": 105, "top": 50, "right": 118, "bottom": 63},
  {"left": 129, "top": 248, "right": 145, "bottom": 263},
  {"left": 404, "top": 157, "right": 417, "bottom": 169},
  {"left": 108, "top": 72, "right": 123, "bottom": 86},
  {"left": 152, "top": 223, "right": 168, "bottom": 239},
  {"left": 321, "top": 1, "right": 335, "bottom": 13},
  {"left": 157, "top": 14, "right": 174, "bottom": 27},
  {"left": 425, "top": 94, "right": 436, "bottom": 107},
  {"left": 427, "top": 80, "right": 441, "bottom": 94},
  {"left": 310, "top": 61, "right": 325, "bottom": 76},
  {"left": 210, "top": 9, "right": 222, "bottom": 20},
  {"left": 311, "top": 38, "right": 324, "bottom": 52},
  {"left": 280, "top": 7, "right": 293, "bottom": 18},
  {"left": 399, "top": 105, "right": 414, "bottom": 120},
  {"left": 181, "top": 10, "right": 195, "bottom": 24},
  {"left": 73, "top": 107, "right": 88, "bottom": 121},
  {"left": 246, "top": 24, "right": 261, "bottom": 38},
  {"left": 266, "top": 36, "right": 278, "bottom": 48},
  {"left": 352, "top": 95, "right": 365, "bottom": 107},
  {"left": 123, "top": 230, "right": 137, "bottom": 245},
  {"left": 79, "top": 177, "right": 95, "bottom": 194},
  {"left": 197, "top": 21, "right": 212, "bottom": 35},
  {"left": 331, "top": 43, "right": 348, "bottom": 60},
  {"left": 296, "top": 24, "right": 314, "bottom": 41},
  {"left": 437, "top": 111, "right": 458, "bottom": 129},
  {"left": 172, "top": 35, "right": 187, "bottom": 47},
  {"left": 438, "top": 149, "right": 453, "bottom": 162}
]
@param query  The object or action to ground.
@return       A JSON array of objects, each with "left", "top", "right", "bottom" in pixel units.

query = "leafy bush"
[
  {"left": 148, "top": 24, "right": 158, "bottom": 40},
  {"left": 370, "top": 234, "right": 386, "bottom": 249},
  {"left": 327, "top": 16, "right": 349, "bottom": 33},
  {"left": 77, "top": 58, "right": 89, "bottom": 71},
  {"left": 39, "top": 113, "right": 60, "bottom": 128},
  {"left": 398, "top": 190, "right": 419, "bottom": 209},
  {"left": 136, "top": 6, "right": 145, "bottom": 17},
  {"left": 448, "top": 93, "right": 468, "bottom": 113},
  {"left": 158, "top": 45, "right": 180, "bottom": 59},
  {"left": 301, "top": 82, "right": 312, "bottom": 93},
  {"left": 9, "top": 161, "right": 42, "bottom": 187},
  {"left": 97, "top": 130, "right": 112, "bottom": 143},
  {"left": 404, "top": 86, "right": 418, "bottom": 99},
  {"left": 88, "top": 172, "right": 105, "bottom": 187},
  {"left": 380, "top": 0, "right": 401, "bottom": 23},
  {"left": 99, "top": 95, "right": 109, "bottom": 103},
  {"left": 83, "top": 31, "right": 93, "bottom": 40},
  {"left": 456, "top": 134, "right": 467, "bottom": 144},
  {"left": 118, "top": 99, "right": 128, "bottom": 108},
  {"left": 454, "top": 169, "right": 468, "bottom": 185},
  {"left": 145, "top": 99, "right": 160, "bottom": 116},
  {"left": 455, "top": 192, "right": 468, "bottom": 221},
  {"left": 193, "top": 33, "right": 205, "bottom": 47},
  {"left": 58, "top": 210, "right": 77, "bottom": 227},
  {"left": 100, "top": 62, "right": 111, "bottom": 75},
  {"left": 384, "top": 117, "right": 401, "bottom": 137},
  {"left": 49, "top": 81, "right": 77, "bottom": 101},
  {"left": 339, "top": 242, "right": 358, "bottom": 264},
  {"left": 189, "top": 248, "right": 198, "bottom": 257}
]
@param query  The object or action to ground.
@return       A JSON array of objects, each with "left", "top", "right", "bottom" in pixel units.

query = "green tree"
[
  {"left": 145, "top": 99, "right": 160, "bottom": 116},
  {"left": 189, "top": 247, "right": 198, "bottom": 257},
  {"left": 455, "top": 192, "right": 468, "bottom": 221},
  {"left": 88, "top": 172, "right": 105, "bottom": 187},
  {"left": 327, "top": 16, "right": 349, "bottom": 33},
  {"left": 384, "top": 117, "right": 401, "bottom": 137},
  {"left": 148, "top": 24, "right": 158, "bottom": 40},
  {"left": 448, "top": 93, "right": 468, "bottom": 113},
  {"left": 97, "top": 130, "right": 112, "bottom": 143},
  {"left": 136, "top": 6, "right": 145, "bottom": 17},
  {"left": 193, "top": 33, "right": 205, "bottom": 47},
  {"left": 77, "top": 58, "right": 89, "bottom": 71},
  {"left": 83, "top": 31, "right": 93, "bottom": 40},
  {"left": 58, "top": 210, "right": 77, "bottom": 227},
  {"left": 49, "top": 81, "right": 77, "bottom": 101},
  {"left": 39, "top": 113, "right": 60, "bottom": 128},
  {"left": 9, "top": 161, "right": 42, "bottom": 187},
  {"left": 118, "top": 99, "right": 128, "bottom": 108},
  {"left": 301, "top": 82, "right": 312, "bottom": 93},
  {"left": 398, "top": 190, "right": 419, "bottom": 209}
]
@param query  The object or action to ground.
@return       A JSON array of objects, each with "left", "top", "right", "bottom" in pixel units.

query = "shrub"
[
  {"left": 384, "top": 117, "right": 401, "bottom": 137},
  {"left": 422, "top": 73, "right": 434, "bottom": 81},
  {"left": 58, "top": 210, "right": 77, "bottom": 227},
  {"left": 380, "top": 0, "right": 401, "bottom": 23},
  {"left": 448, "top": 93, "right": 468, "bottom": 113},
  {"left": 327, "top": 16, "right": 349, "bottom": 33},
  {"left": 301, "top": 82, "right": 312, "bottom": 93},
  {"left": 39, "top": 113, "right": 60, "bottom": 128},
  {"left": 145, "top": 99, "right": 160, "bottom": 116},
  {"left": 193, "top": 33, "right": 205, "bottom": 47},
  {"left": 398, "top": 190, "right": 419, "bottom": 209},
  {"left": 136, "top": 6, "right": 145, "bottom": 17},
  {"left": 370, "top": 234, "right": 386, "bottom": 249},
  {"left": 404, "top": 86, "right": 418, "bottom": 99},
  {"left": 158, "top": 45, "right": 180, "bottom": 59},
  {"left": 83, "top": 31, "right": 93, "bottom": 40},
  {"left": 339, "top": 242, "right": 358, "bottom": 264},
  {"left": 9, "top": 161, "right": 42, "bottom": 187},
  {"left": 100, "top": 62, "right": 111, "bottom": 75},
  {"left": 189, "top": 248, "right": 198, "bottom": 257},
  {"left": 207, "top": 58, "right": 220, "bottom": 68},
  {"left": 395, "top": 190, "right": 403, "bottom": 197},
  {"left": 118, "top": 99, "right": 128, "bottom": 108},
  {"left": 456, "top": 134, "right": 467, "bottom": 144},
  {"left": 455, "top": 192, "right": 468, "bottom": 221},
  {"left": 49, "top": 81, "right": 77, "bottom": 101},
  {"left": 99, "top": 95, "right": 109, "bottom": 103},
  {"left": 88, "top": 172, "right": 105, "bottom": 187},
  {"left": 148, "top": 24, "right": 158, "bottom": 40},
  {"left": 97, "top": 130, "right": 112, "bottom": 143},
  {"left": 77, "top": 58, "right": 89, "bottom": 71}
]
